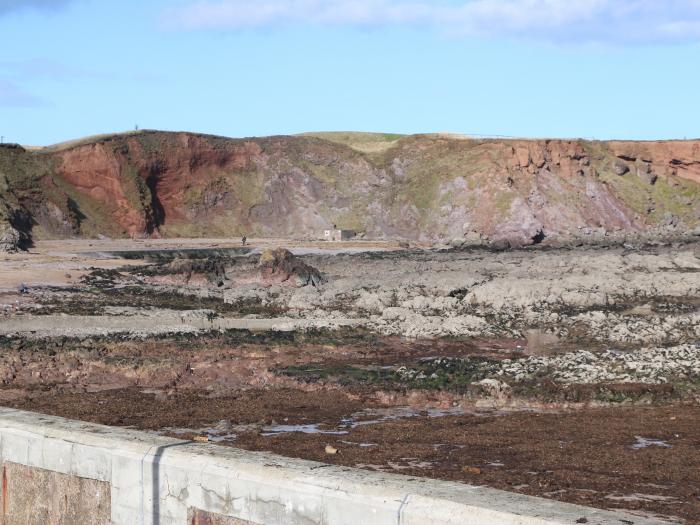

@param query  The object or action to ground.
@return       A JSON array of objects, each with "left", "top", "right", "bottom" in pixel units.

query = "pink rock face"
[
  {"left": 53, "top": 134, "right": 266, "bottom": 237},
  {"left": 56, "top": 142, "right": 151, "bottom": 236},
  {"left": 610, "top": 141, "right": 700, "bottom": 184}
]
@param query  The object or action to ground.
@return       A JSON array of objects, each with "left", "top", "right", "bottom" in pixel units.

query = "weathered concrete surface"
[
  {"left": 0, "top": 461, "right": 110, "bottom": 525},
  {"left": 0, "top": 408, "right": 669, "bottom": 525}
]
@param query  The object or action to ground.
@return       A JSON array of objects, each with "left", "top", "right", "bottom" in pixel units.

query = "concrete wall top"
[{"left": 0, "top": 408, "right": 669, "bottom": 525}]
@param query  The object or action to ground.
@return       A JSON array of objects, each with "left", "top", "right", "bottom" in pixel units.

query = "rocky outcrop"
[
  {"left": 0, "top": 224, "right": 21, "bottom": 252},
  {"left": 610, "top": 140, "right": 700, "bottom": 185},
  {"left": 0, "top": 131, "right": 698, "bottom": 245},
  {"left": 257, "top": 248, "right": 325, "bottom": 287},
  {"left": 230, "top": 245, "right": 700, "bottom": 343},
  {"left": 0, "top": 200, "right": 30, "bottom": 253}
]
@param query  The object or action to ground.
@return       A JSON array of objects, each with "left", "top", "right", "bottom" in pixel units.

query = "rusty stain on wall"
[
  {"left": 2, "top": 465, "right": 7, "bottom": 517},
  {"left": 0, "top": 462, "right": 110, "bottom": 525},
  {"left": 188, "top": 508, "right": 262, "bottom": 525}
]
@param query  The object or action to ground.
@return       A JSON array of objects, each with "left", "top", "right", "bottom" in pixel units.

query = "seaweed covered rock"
[
  {"left": 167, "top": 258, "right": 227, "bottom": 286},
  {"left": 258, "top": 248, "right": 325, "bottom": 287}
]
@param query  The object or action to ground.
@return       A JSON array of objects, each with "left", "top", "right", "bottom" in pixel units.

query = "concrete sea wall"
[{"left": 0, "top": 408, "right": 666, "bottom": 525}]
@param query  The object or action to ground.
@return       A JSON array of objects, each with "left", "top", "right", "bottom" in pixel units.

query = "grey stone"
[
  {"left": 637, "top": 164, "right": 658, "bottom": 185},
  {"left": 612, "top": 160, "right": 629, "bottom": 175},
  {"left": 0, "top": 225, "right": 21, "bottom": 252}
]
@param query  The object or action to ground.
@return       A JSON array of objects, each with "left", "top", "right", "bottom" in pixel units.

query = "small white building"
[{"left": 323, "top": 229, "right": 356, "bottom": 242}]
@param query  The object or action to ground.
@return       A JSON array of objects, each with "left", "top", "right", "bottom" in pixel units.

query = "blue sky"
[{"left": 1, "top": 0, "right": 700, "bottom": 145}]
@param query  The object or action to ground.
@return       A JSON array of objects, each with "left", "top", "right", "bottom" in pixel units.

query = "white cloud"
[
  {"left": 0, "top": 59, "right": 103, "bottom": 109},
  {"left": 0, "top": 78, "right": 45, "bottom": 107},
  {"left": 163, "top": 0, "right": 700, "bottom": 43},
  {"left": 0, "top": 59, "right": 109, "bottom": 80}
]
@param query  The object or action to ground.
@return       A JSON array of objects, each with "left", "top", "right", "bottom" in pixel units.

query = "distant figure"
[
  {"left": 241, "top": 236, "right": 247, "bottom": 246},
  {"left": 18, "top": 283, "right": 28, "bottom": 294}
]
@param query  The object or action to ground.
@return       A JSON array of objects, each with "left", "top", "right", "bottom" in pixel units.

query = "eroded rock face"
[
  {"left": 257, "top": 248, "right": 325, "bottom": 287},
  {"left": 1, "top": 131, "right": 699, "bottom": 243},
  {"left": 610, "top": 140, "right": 700, "bottom": 185}
]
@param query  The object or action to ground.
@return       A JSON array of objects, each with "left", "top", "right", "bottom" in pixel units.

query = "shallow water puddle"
[
  {"left": 343, "top": 406, "right": 466, "bottom": 427},
  {"left": 208, "top": 432, "right": 238, "bottom": 443},
  {"left": 339, "top": 440, "right": 378, "bottom": 448},
  {"left": 159, "top": 405, "right": 534, "bottom": 443},
  {"left": 157, "top": 422, "right": 256, "bottom": 443},
  {"left": 606, "top": 493, "right": 678, "bottom": 503},
  {"left": 262, "top": 406, "right": 470, "bottom": 436},
  {"left": 354, "top": 460, "right": 435, "bottom": 472},
  {"left": 632, "top": 436, "right": 672, "bottom": 450},
  {"left": 261, "top": 424, "right": 349, "bottom": 436},
  {"left": 158, "top": 427, "right": 239, "bottom": 442}
]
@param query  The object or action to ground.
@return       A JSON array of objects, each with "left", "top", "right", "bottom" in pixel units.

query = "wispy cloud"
[
  {"left": 163, "top": 0, "right": 700, "bottom": 44},
  {"left": 0, "top": 0, "right": 72, "bottom": 15},
  {"left": 0, "top": 59, "right": 110, "bottom": 80},
  {"left": 0, "top": 78, "right": 46, "bottom": 107},
  {"left": 0, "top": 59, "right": 109, "bottom": 109}
]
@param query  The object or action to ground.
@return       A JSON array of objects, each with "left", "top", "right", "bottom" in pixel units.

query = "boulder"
[
  {"left": 0, "top": 224, "right": 21, "bottom": 253},
  {"left": 640, "top": 172, "right": 658, "bottom": 185},
  {"left": 257, "top": 248, "right": 325, "bottom": 287},
  {"left": 167, "top": 257, "right": 227, "bottom": 286},
  {"left": 471, "top": 379, "right": 512, "bottom": 400},
  {"left": 612, "top": 160, "right": 629, "bottom": 176},
  {"left": 450, "top": 231, "right": 487, "bottom": 248},
  {"left": 636, "top": 163, "right": 658, "bottom": 185},
  {"left": 464, "top": 230, "right": 488, "bottom": 246}
]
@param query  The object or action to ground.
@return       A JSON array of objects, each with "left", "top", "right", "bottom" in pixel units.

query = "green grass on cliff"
[
  {"left": 41, "top": 130, "right": 147, "bottom": 152},
  {"left": 0, "top": 145, "right": 54, "bottom": 228},
  {"left": 302, "top": 131, "right": 405, "bottom": 153}
]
